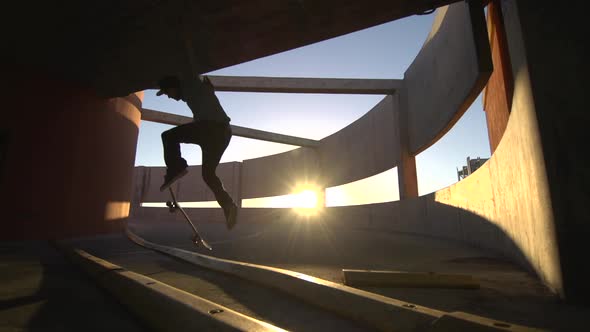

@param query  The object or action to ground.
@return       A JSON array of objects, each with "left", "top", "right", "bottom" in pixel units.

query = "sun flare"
[
  {"left": 290, "top": 188, "right": 323, "bottom": 217},
  {"left": 235, "top": 183, "right": 324, "bottom": 217},
  {"left": 292, "top": 190, "right": 318, "bottom": 208}
]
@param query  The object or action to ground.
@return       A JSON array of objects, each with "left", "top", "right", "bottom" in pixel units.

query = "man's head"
[{"left": 156, "top": 76, "right": 181, "bottom": 100}]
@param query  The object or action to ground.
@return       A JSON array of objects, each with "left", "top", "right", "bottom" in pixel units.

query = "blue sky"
[{"left": 136, "top": 10, "right": 491, "bottom": 200}]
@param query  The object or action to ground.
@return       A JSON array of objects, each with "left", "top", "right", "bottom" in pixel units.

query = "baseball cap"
[{"left": 156, "top": 76, "right": 180, "bottom": 96}]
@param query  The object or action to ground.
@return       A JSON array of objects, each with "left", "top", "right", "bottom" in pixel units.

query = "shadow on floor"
[{"left": 0, "top": 241, "right": 146, "bottom": 332}]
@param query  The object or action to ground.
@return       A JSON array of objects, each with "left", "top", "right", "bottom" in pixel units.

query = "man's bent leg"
[
  {"left": 161, "top": 124, "right": 196, "bottom": 170},
  {"left": 202, "top": 162, "right": 238, "bottom": 229},
  {"left": 160, "top": 123, "right": 196, "bottom": 191},
  {"left": 202, "top": 164, "right": 233, "bottom": 206},
  {"left": 201, "top": 125, "right": 237, "bottom": 229}
]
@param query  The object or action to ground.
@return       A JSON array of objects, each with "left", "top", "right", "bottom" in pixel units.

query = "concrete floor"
[
  {"left": 65, "top": 233, "right": 375, "bottom": 332},
  {"left": 3, "top": 215, "right": 588, "bottom": 331},
  {"left": 0, "top": 241, "right": 145, "bottom": 332},
  {"left": 128, "top": 216, "right": 589, "bottom": 331}
]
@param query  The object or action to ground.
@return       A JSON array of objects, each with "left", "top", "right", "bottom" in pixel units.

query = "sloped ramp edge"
[{"left": 55, "top": 242, "right": 286, "bottom": 332}]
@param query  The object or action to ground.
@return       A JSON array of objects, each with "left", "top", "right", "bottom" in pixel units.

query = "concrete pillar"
[
  {"left": 1, "top": 71, "right": 142, "bottom": 240},
  {"left": 398, "top": 150, "right": 419, "bottom": 199},
  {"left": 500, "top": 0, "right": 588, "bottom": 303},
  {"left": 396, "top": 92, "right": 419, "bottom": 199},
  {"left": 482, "top": 1, "right": 513, "bottom": 154}
]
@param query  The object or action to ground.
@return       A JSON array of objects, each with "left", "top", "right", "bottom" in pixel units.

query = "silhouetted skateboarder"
[{"left": 156, "top": 75, "right": 237, "bottom": 230}]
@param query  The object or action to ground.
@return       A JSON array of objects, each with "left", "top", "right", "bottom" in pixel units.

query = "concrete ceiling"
[{"left": 6, "top": 0, "right": 459, "bottom": 97}]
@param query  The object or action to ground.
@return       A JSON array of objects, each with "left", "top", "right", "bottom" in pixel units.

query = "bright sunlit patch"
[
  {"left": 141, "top": 202, "right": 167, "bottom": 208},
  {"left": 290, "top": 184, "right": 323, "bottom": 217},
  {"left": 241, "top": 190, "right": 321, "bottom": 209},
  {"left": 295, "top": 272, "right": 320, "bottom": 283},
  {"left": 105, "top": 201, "right": 130, "bottom": 221},
  {"left": 242, "top": 195, "right": 298, "bottom": 208},
  {"left": 181, "top": 201, "right": 220, "bottom": 208},
  {"left": 290, "top": 190, "right": 319, "bottom": 217},
  {"left": 292, "top": 190, "right": 318, "bottom": 208},
  {"left": 325, "top": 168, "right": 399, "bottom": 207},
  {"left": 240, "top": 184, "right": 324, "bottom": 217},
  {"left": 141, "top": 201, "right": 219, "bottom": 208}
]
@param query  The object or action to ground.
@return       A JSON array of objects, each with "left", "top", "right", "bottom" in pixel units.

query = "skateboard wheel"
[{"left": 166, "top": 201, "right": 173, "bottom": 207}]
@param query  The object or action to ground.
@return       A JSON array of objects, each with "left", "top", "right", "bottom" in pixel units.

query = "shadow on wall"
[
  {"left": 132, "top": 197, "right": 534, "bottom": 279},
  {"left": 323, "top": 197, "right": 534, "bottom": 275}
]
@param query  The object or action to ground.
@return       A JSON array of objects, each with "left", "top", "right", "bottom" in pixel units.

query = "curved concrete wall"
[
  {"left": 239, "top": 95, "right": 399, "bottom": 198},
  {"left": 241, "top": 147, "right": 321, "bottom": 199},
  {"left": 134, "top": 162, "right": 242, "bottom": 204},
  {"left": 132, "top": 2, "right": 489, "bottom": 203},
  {"left": 318, "top": 95, "right": 399, "bottom": 188},
  {"left": 323, "top": 1, "right": 563, "bottom": 295},
  {"left": 235, "top": 1, "right": 490, "bottom": 197},
  {"left": 132, "top": 95, "right": 399, "bottom": 204},
  {"left": 324, "top": 68, "right": 562, "bottom": 293},
  {"left": 404, "top": 1, "right": 492, "bottom": 154},
  {"left": 132, "top": 95, "right": 398, "bottom": 209}
]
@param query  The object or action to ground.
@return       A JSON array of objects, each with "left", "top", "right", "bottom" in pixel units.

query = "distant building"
[{"left": 457, "top": 156, "right": 489, "bottom": 181}]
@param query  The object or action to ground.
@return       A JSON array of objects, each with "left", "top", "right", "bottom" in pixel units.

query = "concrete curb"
[
  {"left": 342, "top": 269, "right": 480, "bottom": 289},
  {"left": 55, "top": 243, "right": 286, "bottom": 332},
  {"left": 126, "top": 228, "right": 544, "bottom": 332}
]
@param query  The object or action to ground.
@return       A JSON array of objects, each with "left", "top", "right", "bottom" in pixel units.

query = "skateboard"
[{"left": 166, "top": 187, "right": 213, "bottom": 250}]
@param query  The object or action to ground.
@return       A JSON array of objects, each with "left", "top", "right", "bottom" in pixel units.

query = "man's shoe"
[
  {"left": 159, "top": 168, "right": 188, "bottom": 191},
  {"left": 222, "top": 202, "right": 238, "bottom": 230}
]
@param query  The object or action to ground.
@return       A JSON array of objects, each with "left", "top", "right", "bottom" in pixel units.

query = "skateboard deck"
[{"left": 166, "top": 187, "right": 213, "bottom": 250}]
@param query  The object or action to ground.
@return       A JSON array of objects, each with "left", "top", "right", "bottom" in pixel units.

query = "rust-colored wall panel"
[
  {"left": 483, "top": 1, "right": 513, "bottom": 154},
  {"left": 0, "top": 72, "right": 142, "bottom": 240}
]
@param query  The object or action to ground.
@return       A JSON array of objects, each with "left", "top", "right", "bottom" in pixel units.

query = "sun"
[
  {"left": 294, "top": 190, "right": 318, "bottom": 208},
  {"left": 290, "top": 187, "right": 323, "bottom": 217}
]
